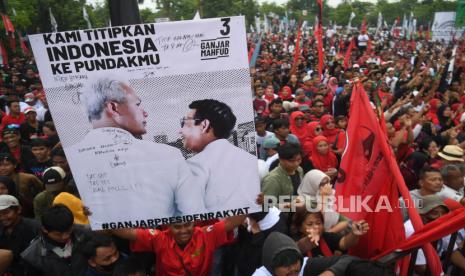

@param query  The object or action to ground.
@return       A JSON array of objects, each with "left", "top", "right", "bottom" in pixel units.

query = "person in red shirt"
[
  {"left": 111, "top": 215, "right": 246, "bottom": 276},
  {"left": 1, "top": 99, "right": 25, "bottom": 131}
]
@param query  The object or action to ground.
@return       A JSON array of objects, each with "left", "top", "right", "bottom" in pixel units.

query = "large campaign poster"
[{"left": 29, "top": 17, "right": 261, "bottom": 230}]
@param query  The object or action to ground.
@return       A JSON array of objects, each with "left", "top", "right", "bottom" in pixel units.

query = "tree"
[
  {"left": 259, "top": 1, "right": 286, "bottom": 18},
  {"left": 140, "top": 8, "right": 157, "bottom": 23}
]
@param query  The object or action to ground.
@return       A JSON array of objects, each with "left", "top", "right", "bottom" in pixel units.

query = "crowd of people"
[{"left": 0, "top": 20, "right": 463, "bottom": 276}]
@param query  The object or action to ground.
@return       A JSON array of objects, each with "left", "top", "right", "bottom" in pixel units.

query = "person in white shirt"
[
  {"left": 180, "top": 99, "right": 261, "bottom": 213},
  {"left": 255, "top": 117, "right": 274, "bottom": 160},
  {"left": 357, "top": 31, "right": 369, "bottom": 51},
  {"left": 385, "top": 67, "right": 398, "bottom": 94},
  {"left": 263, "top": 136, "right": 280, "bottom": 172}
]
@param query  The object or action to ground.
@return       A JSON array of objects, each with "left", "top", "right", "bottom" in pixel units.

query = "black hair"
[
  {"left": 43, "top": 121, "right": 56, "bottom": 132},
  {"left": 419, "top": 167, "right": 440, "bottom": 180},
  {"left": 419, "top": 138, "right": 435, "bottom": 153},
  {"left": 2, "top": 126, "right": 20, "bottom": 137},
  {"left": 440, "top": 164, "right": 462, "bottom": 179},
  {"left": 271, "top": 249, "right": 303, "bottom": 272},
  {"left": 30, "top": 138, "right": 50, "bottom": 148},
  {"left": 272, "top": 118, "right": 290, "bottom": 131},
  {"left": 51, "top": 146, "right": 66, "bottom": 158},
  {"left": 268, "top": 98, "right": 283, "bottom": 112},
  {"left": 292, "top": 210, "right": 324, "bottom": 235},
  {"left": 0, "top": 176, "right": 17, "bottom": 196},
  {"left": 277, "top": 143, "right": 301, "bottom": 160},
  {"left": 6, "top": 97, "right": 19, "bottom": 107},
  {"left": 113, "top": 256, "right": 146, "bottom": 276},
  {"left": 312, "top": 99, "right": 324, "bottom": 107},
  {"left": 41, "top": 204, "right": 74, "bottom": 232},
  {"left": 248, "top": 211, "right": 269, "bottom": 222},
  {"left": 389, "top": 107, "right": 408, "bottom": 124},
  {"left": 189, "top": 99, "right": 236, "bottom": 139},
  {"left": 79, "top": 233, "right": 115, "bottom": 260},
  {"left": 254, "top": 116, "right": 266, "bottom": 125},
  {"left": 0, "top": 153, "right": 17, "bottom": 165}
]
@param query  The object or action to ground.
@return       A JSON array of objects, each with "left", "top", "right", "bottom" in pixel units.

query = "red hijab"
[
  {"left": 426, "top": 99, "right": 441, "bottom": 125},
  {"left": 307, "top": 122, "right": 321, "bottom": 140},
  {"left": 290, "top": 111, "right": 312, "bottom": 155},
  {"left": 320, "top": 114, "right": 340, "bottom": 144},
  {"left": 279, "top": 86, "right": 294, "bottom": 101},
  {"left": 310, "top": 136, "right": 339, "bottom": 171}
]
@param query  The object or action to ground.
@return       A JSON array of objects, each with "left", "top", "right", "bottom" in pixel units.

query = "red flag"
[
  {"left": 375, "top": 205, "right": 465, "bottom": 260},
  {"left": 343, "top": 38, "right": 355, "bottom": 70},
  {"left": 335, "top": 83, "right": 406, "bottom": 258},
  {"left": 425, "top": 26, "right": 430, "bottom": 41},
  {"left": 248, "top": 47, "right": 254, "bottom": 63},
  {"left": 361, "top": 16, "right": 367, "bottom": 33},
  {"left": 366, "top": 38, "right": 372, "bottom": 54},
  {"left": 335, "top": 84, "right": 443, "bottom": 274},
  {"left": 290, "top": 25, "right": 302, "bottom": 75},
  {"left": 316, "top": 25, "right": 324, "bottom": 77},
  {"left": 0, "top": 42, "right": 8, "bottom": 66},
  {"left": 20, "top": 39, "right": 29, "bottom": 55},
  {"left": 1, "top": 14, "right": 14, "bottom": 34}
]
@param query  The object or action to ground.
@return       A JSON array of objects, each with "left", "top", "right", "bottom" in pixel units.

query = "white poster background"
[
  {"left": 432, "top": 12, "right": 465, "bottom": 41},
  {"left": 29, "top": 17, "right": 261, "bottom": 230}
]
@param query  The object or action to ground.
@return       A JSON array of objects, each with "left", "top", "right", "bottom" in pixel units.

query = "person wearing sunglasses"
[
  {"left": 308, "top": 100, "right": 326, "bottom": 122},
  {"left": 179, "top": 99, "right": 260, "bottom": 213}
]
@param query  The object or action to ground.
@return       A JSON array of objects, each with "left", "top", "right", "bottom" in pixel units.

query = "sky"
[{"left": 88, "top": 0, "right": 378, "bottom": 10}]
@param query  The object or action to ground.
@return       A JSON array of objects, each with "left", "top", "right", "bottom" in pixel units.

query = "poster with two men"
[{"left": 29, "top": 17, "right": 261, "bottom": 230}]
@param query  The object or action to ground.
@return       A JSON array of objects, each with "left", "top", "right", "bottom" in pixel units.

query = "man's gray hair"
[
  {"left": 440, "top": 164, "right": 462, "bottom": 179},
  {"left": 81, "top": 78, "right": 128, "bottom": 121}
]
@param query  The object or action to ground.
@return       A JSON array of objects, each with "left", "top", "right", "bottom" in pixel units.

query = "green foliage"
[
  {"left": 259, "top": 1, "right": 286, "bottom": 18},
  {"left": 0, "top": 0, "right": 457, "bottom": 36}
]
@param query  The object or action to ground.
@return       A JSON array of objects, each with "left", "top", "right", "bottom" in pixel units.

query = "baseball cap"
[
  {"left": 263, "top": 136, "right": 280, "bottom": 149},
  {"left": 417, "top": 195, "right": 461, "bottom": 215},
  {"left": 0, "top": 153, "right": 16, "bottom": 165},
  {"left": 24, "top": 107, "right": 36, "bottom": 115},
  {"left": 24, "top": 93, "right": 35, "bottom": 103},
  {"left": 254, "top": 117, "right": 266, "bottom": 125},
  {"left": 0, "top": 195, "right": 19, "bottom": 210},
  {"left": 43, "top": 167, "right": 66, "bottom": 191}
]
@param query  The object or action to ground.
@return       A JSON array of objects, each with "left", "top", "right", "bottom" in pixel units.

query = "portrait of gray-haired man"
[
  {"left": 66, "top": 77, "right": 206, "bottom": 229},
  {"left": 81, "top": 78, "right": 148, "bottom": 139}
]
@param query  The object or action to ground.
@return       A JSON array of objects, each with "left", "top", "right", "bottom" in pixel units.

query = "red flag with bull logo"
[{"left": 335, "top": 84, "right": 443, "bottom": 275}]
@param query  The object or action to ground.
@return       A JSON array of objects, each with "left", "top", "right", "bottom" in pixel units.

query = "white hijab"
[{"left": 297, "top": 169, "right": 340, "bottom": 230}]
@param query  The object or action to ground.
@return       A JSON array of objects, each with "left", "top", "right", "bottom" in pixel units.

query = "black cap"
[{"left": 43, "top": 166, "right": 66, "bottom": 185}]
